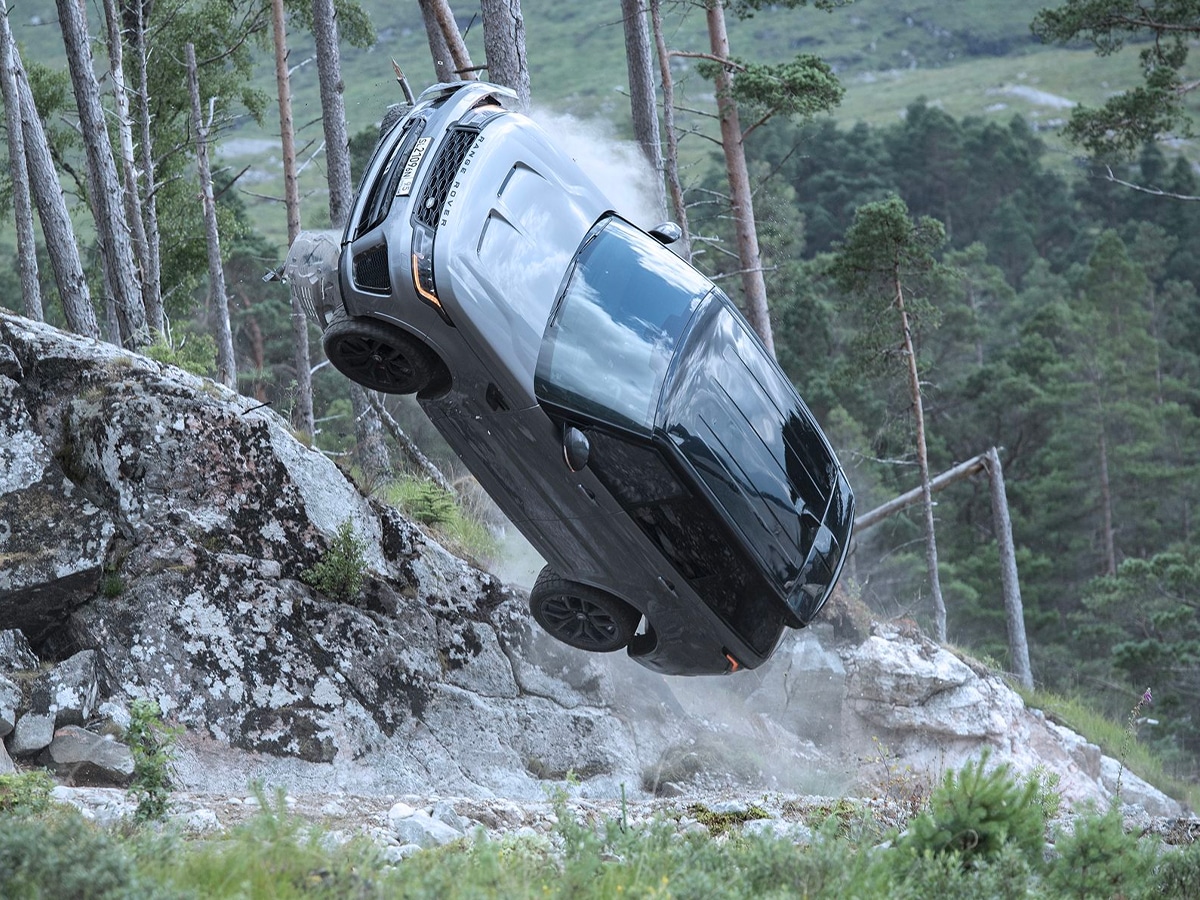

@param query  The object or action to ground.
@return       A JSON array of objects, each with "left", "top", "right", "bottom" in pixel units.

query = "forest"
[{"left": 1, "top": 0, "right": 1198, "bottom": 783}]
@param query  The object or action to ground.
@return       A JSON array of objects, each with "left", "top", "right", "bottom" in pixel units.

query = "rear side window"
[
  {"left": 585, "top": 430, "right": 784, "bottom": 656},
  {"left": 536, "top": 218, "right": 708, "bottom": 432}
]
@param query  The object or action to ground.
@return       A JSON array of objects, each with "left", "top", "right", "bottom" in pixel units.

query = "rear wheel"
[
  {"left": 323, "top": 311, "right": 440, "bottom": 395},
  {"left": 528, "top": 567, "right": 641, "bottom": 653}
]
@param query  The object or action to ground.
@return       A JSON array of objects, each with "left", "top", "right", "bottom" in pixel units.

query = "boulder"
[
  {"left": 46, "top": 725, "right": 135, "bottom": 785},
  {"left": 0, "top": 673, "right": 20, "bottom": 737},
  {"left": 30, "top": 650, "right": 100, "bottom": 728},
  {"left": 0, "top": 739, "right": 13, "bottom": 775},
  {"left": 9, "top": 711, "right": 56, "bottom": 757}
]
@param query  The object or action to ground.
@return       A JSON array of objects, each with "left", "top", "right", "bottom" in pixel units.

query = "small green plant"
[
  {"left": 0, "top": 770, "right": 54, "bottom": 817},
  {"left": 144, "top": 331, "right": 217, "bottom": 378},
  {"left": 1046, "top": 804, "right": 1158, "bottom": 899},
  {"left": 100, "top": 570, "right": 124, "bottom": 598},
  {"left": 302, "top": 520, "right": 368, "bottom": 602},
  {"left": 896, "top": 750, "right": 1046, "bottom": 868},
  {"left": 406, "top": 480, "right": 458, "bottom": 526},
  {"left": 125, "top": 699, "right": 181, "bottom": 822},
  {"left": 687, "top": 802, "right": 771, "bottom": 836}
]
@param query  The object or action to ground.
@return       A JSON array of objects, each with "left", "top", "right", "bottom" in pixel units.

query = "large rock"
[
  {"left": 0, "top": 630, "right": 39, "bottom": 672},
  {"left": 46, "top": 725, "right": 135, "bottom": 785},
  {"left": 843, "top": 624, "right": 1183, "bottom": 817},
  {"left": 0, "top": 311, "right": 695, "bottom": 798}
]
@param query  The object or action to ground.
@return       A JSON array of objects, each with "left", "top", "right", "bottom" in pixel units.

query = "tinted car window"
[{"left": 535, "top": 217, "right": 709, "bottom": 432}]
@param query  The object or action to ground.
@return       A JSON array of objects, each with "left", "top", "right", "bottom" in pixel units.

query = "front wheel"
[
  {"left": 323, "top": 311, "right": 440, "bottom": 395},
  {"left": 528, "top": 567, "right": 641, "bottom": 653}
]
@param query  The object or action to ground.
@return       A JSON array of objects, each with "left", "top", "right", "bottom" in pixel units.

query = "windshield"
[{"left": 535, "top": 217, "right": 711, "bottom": 432}]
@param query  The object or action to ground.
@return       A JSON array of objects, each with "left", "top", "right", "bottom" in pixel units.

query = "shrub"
[
  {"left": 125, "top": 699, "right": 181, "bottom": 822},
  {"left": 302, "top": 520, "right": 368, "bottom": 602},
  {"left": 1046, "top": 804, "right": 1159, "bottom": 900},
  {"left": 896, "top": 751, "right": 1046, "bottom": 868},
  {"left": 0, "top": 770, "right": 54, "bottom": 817}
]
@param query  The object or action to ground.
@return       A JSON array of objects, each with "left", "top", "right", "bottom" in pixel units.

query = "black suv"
[{"left": 286, "top": 81, "right": 853, "bottom": 675}]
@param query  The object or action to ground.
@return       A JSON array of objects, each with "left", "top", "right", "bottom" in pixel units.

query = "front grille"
[
  {"left": 413, "top": 129, "right": 478, "bottom": 229},
  {"left": 353, "top": 244, "right": 391, "bottom": 294}
]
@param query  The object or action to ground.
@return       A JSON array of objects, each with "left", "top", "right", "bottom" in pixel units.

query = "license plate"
[{"left": 397, "top": 137, "right": 432, "bottom": 196}]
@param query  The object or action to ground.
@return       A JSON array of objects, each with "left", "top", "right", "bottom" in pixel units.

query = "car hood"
[{"left": 437, "top": 116, "right": 611, "bottom": 402}]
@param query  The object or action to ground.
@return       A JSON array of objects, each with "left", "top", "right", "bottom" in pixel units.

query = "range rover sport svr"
[{"left": 284, "top": 80, "right": 854, "bottom": 676}]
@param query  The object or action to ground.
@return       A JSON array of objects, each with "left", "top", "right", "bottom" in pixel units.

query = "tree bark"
[
  {"left": 985, "top": 447, "right": 1033, "bottom": 688},
  {"left": 0, "top": 0, "right": 41, "bottom": 321},
  {"left": 418, "top": 0, "right": 457, "bottom": 82},
  {"left": 312, "top": 0, "right": 354, "bottom": 229},
  {"left": 272, "top": 0, "right": 315, "bottom": 439},
  {"left": 424, "top": 0, "right": 475, "bottom": 80},
  {"left": 1098, "top": 413, "right": 1117, "bottom": 576},
  {"left": 481, "top": 0, "right": 530, "bottom": 111},
  {"left": 13, "top": 45, "right": 96, "bottom": 337},
  {"left": 897, "top": 277, "right": 946, "bottom": 641},
  {"left": 128, "top": 0, "right": 163, "bottom": 334},
  {"left": 186, "top": 42, "right": 236, "bottom": 389},
  {"left": 704, "top": 0, "right": 773, "bottom": 355},
  {"left": 56, "top": 0, "right": 148, "bottom": 347},
  {"left": 621, "top": 0, "right": 665, "bottom": 217},
  {"left": 650, "top": 0, "right": 691, "bottom": 258},
  {"left": 101, "top": 0, "right": 159, "bottom": 337}
]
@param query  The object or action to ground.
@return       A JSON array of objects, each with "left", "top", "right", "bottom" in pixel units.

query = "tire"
[
  {"left": 323, "top": 310, "right": 440, "bottom": 395},
  {"left": 528, "top": 567, "right": 641, "bottom": 653}
]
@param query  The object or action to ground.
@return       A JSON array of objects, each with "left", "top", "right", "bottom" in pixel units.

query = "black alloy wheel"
[
  {"left": 323, "top": 312, "right": 439, "bottom": 395},
  {"left": 529, "top": 567, "right": 641, "bottom": 653}
]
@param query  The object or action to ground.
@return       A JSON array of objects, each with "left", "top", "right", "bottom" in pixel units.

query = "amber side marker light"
[{"left": 724, "top": 652, "right": 741, "bottom": 673}]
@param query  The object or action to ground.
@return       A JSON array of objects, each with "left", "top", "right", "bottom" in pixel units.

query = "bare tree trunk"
[
  {"left": 102, "top": 0, "right": 159, "bottom": 337},
  {"left": 13, "top": 47, "right": 96, "bottom": 337},
  {"left": 418, "top": 0, "right": 457, "bottom": 82},
  {"left": 985, "top": 447, "right": 1033, "bottom": 688},
  {"left": 128, "top": 0, "right": 162, "bottom": 331},
  {"left": 366, "top": 392, "right": 458, "bottom": 496},
  {"left": 272, "top": 0, "right": 315, "bottom": 439},
  {"left": 704, "top": 0, "right": 773, "bottom": 355},
  {"left": 1098, "top": 413, "right": 1117, "bottom": 576},
  {"left": 897, "top": 279, "right": 946, "bottom": 641},
  {"left": 312, "top": 0, "right": 392, "bottom": 478},
  {"left": 0, "top": 0, "right": 41, "bottom": 321},
  {"left": 424, "top": 0, "right": 475, "bottom": 80},
  {"left": 621, "top": 0, "right": 665, "bottom": 217},
  {"left": 312, "top": 0, "right": 353, "bottom": 228},
  {"left": 186, "top": 43, "right": 236, "bottom": 389},
  {"left": 56, "top": 0, "right": 148, "bottom": 347},
  {"left": 650, "top": 0, "right": 690, "bottom": 258},
  {"left": 481, "top": 0, "right": 530, "bottom": 110}
]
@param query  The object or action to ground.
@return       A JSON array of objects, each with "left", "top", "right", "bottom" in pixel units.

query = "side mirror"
[
  {"left": 648, "top": 222, "right": 683, "bottom": 245},
  {"left": 562, "top": 426, "right": 591, "bottom": 472}
]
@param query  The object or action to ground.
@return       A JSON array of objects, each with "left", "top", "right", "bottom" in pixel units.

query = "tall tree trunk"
[
  {"left": 272, "top": 0, "right": 315, "bottom": 439},
  {"left": 13, "top": 46, "right": 96, "bottom": 337},
  {"left": 1097, "top": 412, "right": 1117, "bottom": 576},
  {"left": 897, "top": 279, "right": 946, "bottom": 641},
  {"left": 186, "top": 43, "right": 236, "bottom": 389},
  {"left": 418, "top": 0, "right": 457, "bottom": 82},
  {"left": 650, "top": 0, "right": 691, "bottom": 258},
  {"left": 621, "top": 0, "right": 665, "bottom": 217},
  {"left": 312, "top": 0, "right": 392, "bottom": 478},
  {"left": 128, "top": 0, "right": 163, "bottom": 332},
  {"left": 704, "top": 0, "right": 773, "bottom": 355},
  {"left": 0, "top": 0, "right": 41, "bottom": 321},
  {"left": 101, "top": 0, "right": 159, "bottom": 337},
  {"left": 481, "top": 0, "right": 530, "bottom": 111},
  {"left": 985, "top": 447, "right": 1033, "bottom": 688},
  {"left": 424, "top": 0, "right": 475, "bottom": 80},
  {"left": 56, "top": 0, "right": 148, "bottom": 347}
]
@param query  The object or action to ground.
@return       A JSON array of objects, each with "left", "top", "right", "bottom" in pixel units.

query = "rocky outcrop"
[
  {"left": 0, "top": 310, "right": 1188, "bottom": 817},
  {"left": 842, "top": 623, "right": 1183, "bottom": 817}
]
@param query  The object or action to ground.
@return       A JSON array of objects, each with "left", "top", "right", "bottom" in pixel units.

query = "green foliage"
[
  {"left": 0, "top": 811, "right": 160, "bottom": 900},
  {"left": 0, "top": 771, "right": 55, "bottom": 817},
  {"left": 897, "top": 752, "right": 1047, "bottom": 867},
  {"left": 302, "top": 520, "right": 368, "bottom": 602},
  {"left": 1032, "top": 0, "right": 1200, "bottom": 156},
  {"left": 380, "top": 477, "right": 500, "bottom": 566},
  {"left": 143, "top": 330, "right": 218, "bottom": 378},
  {"left": 125, "top": 699, "right": 181, "bottom": 823},
  {"left": 1046, "top": 805, "right": 1159, "bottom": 899},
  {"left": 698, "top": 54, "right": 845, "bottom": 125}
]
